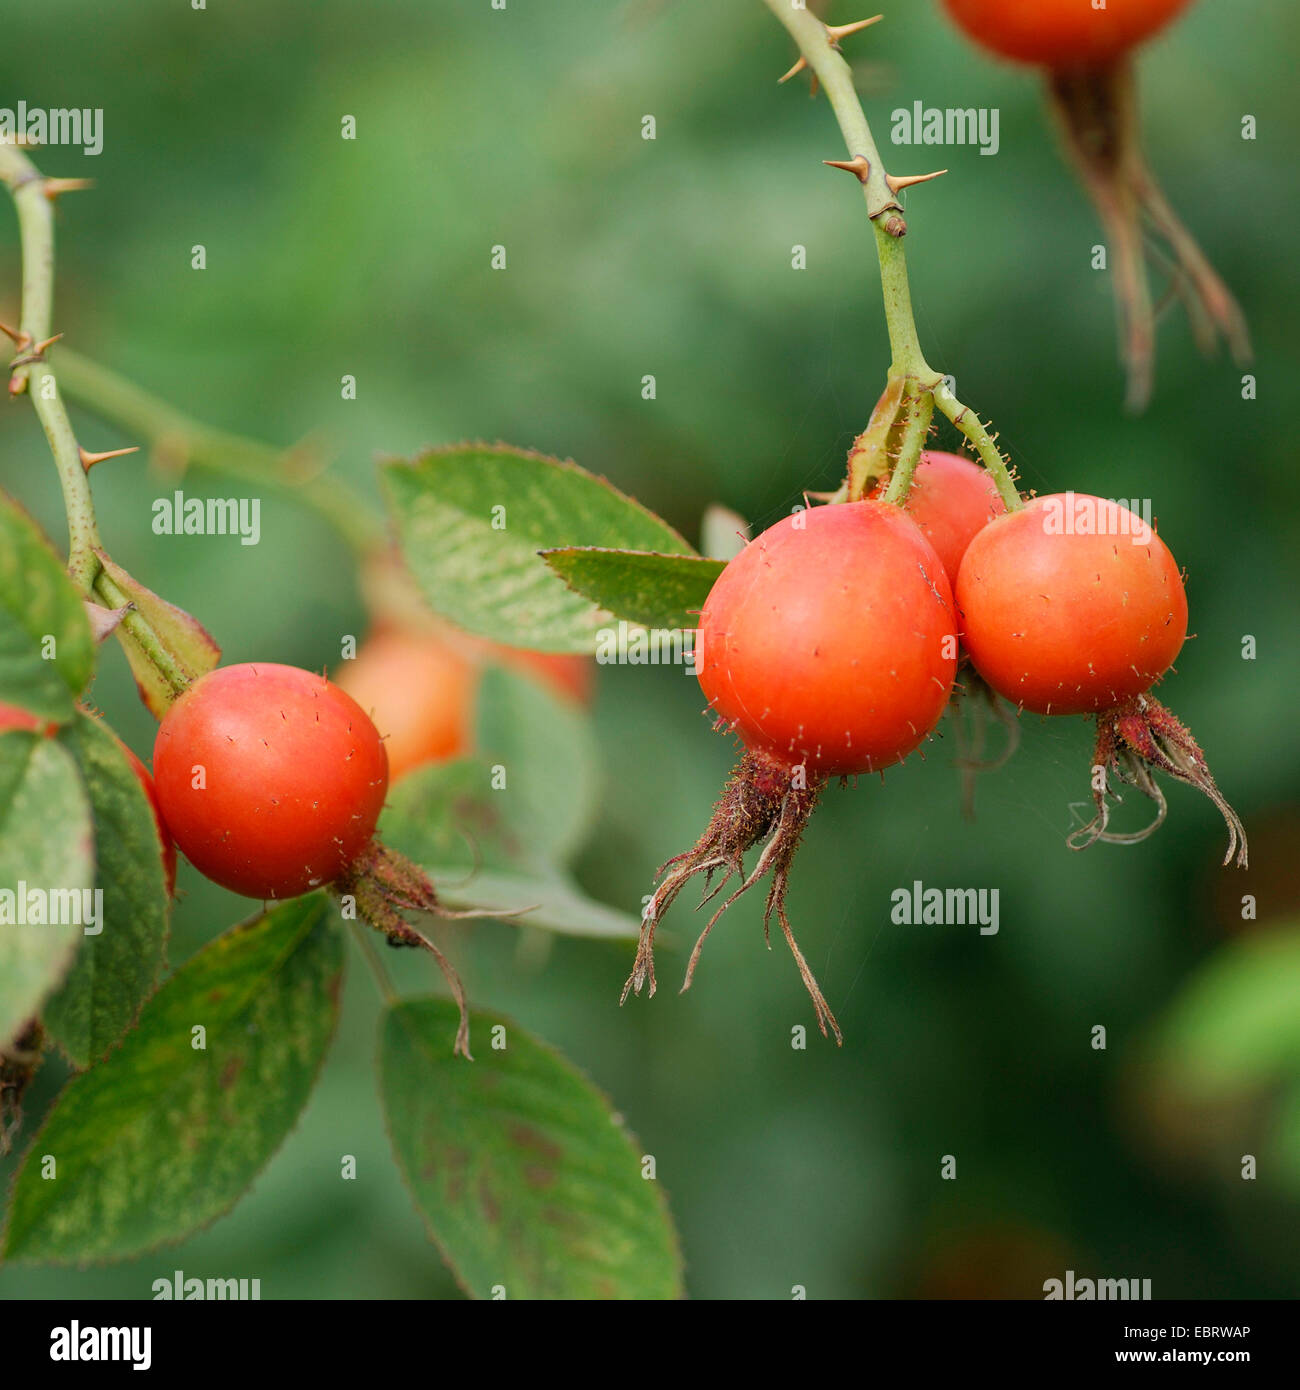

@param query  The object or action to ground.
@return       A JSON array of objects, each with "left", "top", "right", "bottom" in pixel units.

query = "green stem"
[
  {"left": 55, "top": 348, "right": 384, "bottom": 557},
  {"left": 762, "top": 2, "right": 1022, "bottom": 510},
  {"left": 881, "top": 385, "right": 934, "bottom": 507},
  {"left": 0, "top": 145, "right": 103, "bottom": 588},
  {"left": 2, "top": 145, "right": 207, "bottom": 704},
  {"left": 876, "top": 234, "right": 928, "bottom": 378},
  {"left": 764, "top": 1, "right": 925, "bottom": 373},
  {"left": 930, "top": 377, "right": 1022, "bottom": 513},
  {"left": 92, "top": 568, "right": 191, "bottom": 696}
]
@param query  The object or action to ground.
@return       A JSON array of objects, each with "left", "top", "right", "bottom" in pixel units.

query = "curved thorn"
[
  {"left": 827, "top": 16, "right": 885, "bottom": 43},
  {"left": 824, "top": 155, "right": 871, "bottom": 182},
  {"left": 80, "top": 444, "right": 140, "bottom": 471},
  {"left": 885, "top": 169, "right": 948, "bottom": 193},
  {"left": 44, "top": 177, "right": 94, "bottom": 199}
]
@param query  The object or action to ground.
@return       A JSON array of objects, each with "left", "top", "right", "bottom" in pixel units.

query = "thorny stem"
[
  {"left": 3, "top": 144, "right": 380, "bottom": 709},
  {"left": 0, "top": 143, "right": 103, "bottom": 589},
  {"left": 1, "top": 143, "right": 200, "bottom": 699},
  {"left": 763, "top": 2, "right": 1022, "bottom": 512}
]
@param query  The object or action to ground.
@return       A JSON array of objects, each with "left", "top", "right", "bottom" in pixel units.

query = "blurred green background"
[{"left": 2, "top": 0, "right": 1298, "bottom": 1299}]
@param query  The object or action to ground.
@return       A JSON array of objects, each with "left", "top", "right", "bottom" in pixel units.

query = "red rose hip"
[
  {"left": 153, "top": 663, "right": 389, "bottom": 899},
  {"left": 940, "top": 0, "right": 1194, "bottom": 69},
  {"left": 955, "top": 493, "right": 1187, "bottom": 716},
  {"left": 698, "top": 500, "right": 958, "bottom": 775},
  {"left": 870, "top": 450, "right": 1006, "bottom": 585}
]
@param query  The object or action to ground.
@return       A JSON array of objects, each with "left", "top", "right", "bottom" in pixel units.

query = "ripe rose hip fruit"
[
  {"left": 954, "top": 502, "right": 1243, "bottom": 865},
  {"left": 955, "top": 494, "right": 1186, "bottom": 716},
  {"left": 870, "top": 450, "right": 1006, "bottom": 586},
  {"left": 153, "top": 663, "right": 388, "bottom": 899},
  {"left": 626, "top": 501, "right": 958, "bottom": 1045},
  {"left": 698, "top": 500, "right": 958, "bottom": 775},
  {"left": 941, "top": 0, "right": 1193, "bottom": 68}
]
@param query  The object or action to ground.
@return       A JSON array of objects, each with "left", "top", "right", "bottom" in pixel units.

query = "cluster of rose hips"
[
  {"left": 623, "top": 450, "right": 1245, "bottom": 1044},
  {"left": 69, "top": 454, "right": 1240, "bottom": 1058},
  {"left": 7, "top": 0, "right": 1243, "bottom": 1066},
  {"left": 618, "top": 0, "right": 1251, "bottom": 1042}
]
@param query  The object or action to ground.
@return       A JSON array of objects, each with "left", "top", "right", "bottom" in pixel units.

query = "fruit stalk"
[
  {"left": 94, "top": 566, "right": 192, "bottom": 696},
  {"left": 880, "top": 384, "right": 934, "bottom": 506}
]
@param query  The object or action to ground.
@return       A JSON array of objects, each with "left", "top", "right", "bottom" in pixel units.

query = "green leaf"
[
  {"left": 42, "top": 714, "right": 172, "bottom": 1069},
  {"left": 0, "top": 490, "right": 95, "bottom": 720},
  {"left": 542, "top": 548, "right": 722, "bottom": 634},
  {"left": 3, "top": 896, "right": 343, "bottom": 1264},
  {"left": 381, "top": 999, "right": 683, "bottom": 1299},
  {"left": 475, "top": 665, "right": 599, "bottom": 865},
  {"left": 434, "top": 868, "right": 640, "bottom": 941},
  {"left": 382, "top": 443, "right": 694, "bottom": 653},
  {"left": 380, "top": 761, "right": 640, "bottom": 940},
  {"left": 0, "top": 733, "right": 95, "bottom": 1052},
  {"left": 94, "top": 553, "right": 220, "bottom": 719}
]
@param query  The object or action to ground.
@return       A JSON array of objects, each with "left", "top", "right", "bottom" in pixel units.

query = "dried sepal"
[
  {"left": 1069, "top": 694, "right": 1247, "bottom": 867},
  {"left": 623, "top": 750, "right": 840, "bottom": 1043},
  {"left": 335, "top": 840, "right": 531, "bottom": 1060}
]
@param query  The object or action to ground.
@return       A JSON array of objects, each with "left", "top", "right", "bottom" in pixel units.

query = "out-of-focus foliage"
[{"left": 1, "top": 0, "right": 1297, "bottom": 1297}]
